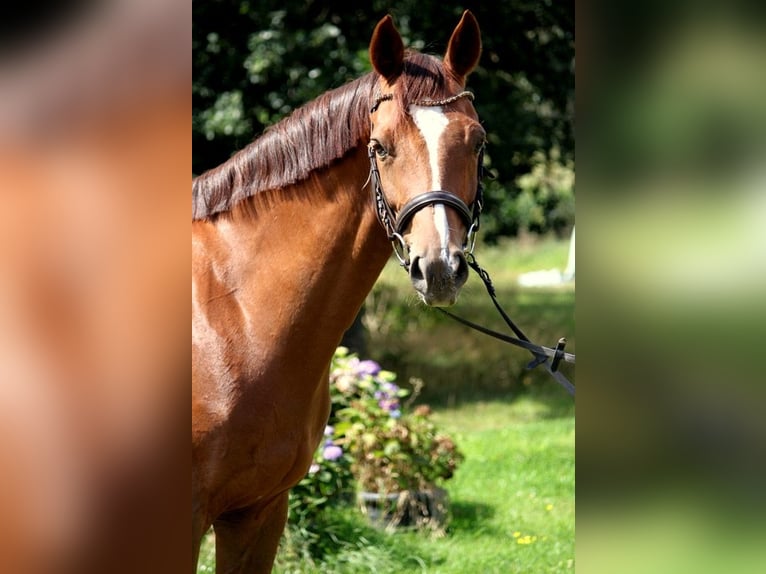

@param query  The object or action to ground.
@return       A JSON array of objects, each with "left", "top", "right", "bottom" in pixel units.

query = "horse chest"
[{"left": 195, "top": 369, "right": 329, "bottom": 509}]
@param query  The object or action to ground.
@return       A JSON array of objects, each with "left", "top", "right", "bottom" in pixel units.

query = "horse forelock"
[
  {"left": 389, "top": 53, "right": 471, "bottom": 127},
  {"left": 191, "top": 51, "right": 462, "bottom": 221}
]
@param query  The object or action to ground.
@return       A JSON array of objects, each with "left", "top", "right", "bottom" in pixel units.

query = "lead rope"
[
  {"left": 436, "top": 255, "right": 575, "bottom": 397},
  {"left": 368, "top": 89, "right": 574, "bottom": 396}
]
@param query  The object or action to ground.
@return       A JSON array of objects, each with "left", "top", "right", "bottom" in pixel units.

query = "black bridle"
[
  {"left": 367, "top": 91, "right": 575, "bottom": 397},
  {"left": 368, "top": 91, "right": 483, "bottom": 268},
  {"left": 368, "top": 145, "right": 484, "bottom": 268}
]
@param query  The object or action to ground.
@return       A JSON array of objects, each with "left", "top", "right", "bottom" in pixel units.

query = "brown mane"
[{"left": 191, "top": 51, "right": 457, "bottom": 220}]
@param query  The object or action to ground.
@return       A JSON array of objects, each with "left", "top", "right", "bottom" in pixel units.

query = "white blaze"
[{"left": 411, "top": 105, "right": 450, "bottom": 254}]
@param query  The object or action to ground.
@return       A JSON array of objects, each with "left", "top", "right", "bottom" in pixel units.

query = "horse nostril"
[
  {"left": 453, "top": 251, "right": 468, "bottom": 284},
  {"left": 409, "top": 256, "right": 424, "bottom": 283}
]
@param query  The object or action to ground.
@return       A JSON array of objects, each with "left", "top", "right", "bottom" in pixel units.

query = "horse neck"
[{"left": 198, "top": 146, "right": 391, "bottom": 362}]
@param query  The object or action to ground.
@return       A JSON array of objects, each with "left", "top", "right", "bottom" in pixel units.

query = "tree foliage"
[{"left": 193, "top": 0, "right": 574, "bottom": 240}]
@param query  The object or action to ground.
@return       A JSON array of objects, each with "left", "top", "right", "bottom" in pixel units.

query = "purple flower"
[
  {"left": 355, "top": 359, "right": 381, "bottom": 376},
  {"left": 324, "top": 425, "right": 334, "bottom": 437},
  {"left": 309, "top": 463, "right": 320, "bottom": 474},
  {"left": 383, "top": 382, "right": 399, "bottom": 393},
  {"left": 378, "top": 398, "right": 400, "bottom": 413},
  {"left": 389, "top": 409, "right": 401, "bottom": 419},
  {"left": 323, "top": 445, "right": 343, "bottom": 461}
]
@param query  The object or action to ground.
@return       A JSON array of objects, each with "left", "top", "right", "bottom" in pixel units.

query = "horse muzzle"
[
  {"left": 409, "top": 248, "right": 468, "bottom": 306},
  {"left": 392, "top": 192, "right": 473, "bottom": 307}
]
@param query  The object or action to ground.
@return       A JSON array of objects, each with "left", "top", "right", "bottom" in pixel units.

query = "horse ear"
[
  {"left": 444, "top": 10, "right": 482, "bottom": 84},
  {"left": 369, "top": 15, "right": 404, "bottom": 82}
]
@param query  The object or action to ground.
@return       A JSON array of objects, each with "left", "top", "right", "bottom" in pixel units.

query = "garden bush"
[{"left": 286, "top": 348, "right": 463, "bottom": 557}]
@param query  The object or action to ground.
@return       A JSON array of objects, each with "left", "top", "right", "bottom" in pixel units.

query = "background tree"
[{"left": 193, "top": 0, "right": 574, "bottom": 241}]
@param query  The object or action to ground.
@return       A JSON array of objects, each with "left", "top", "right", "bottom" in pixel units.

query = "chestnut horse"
[{"left": 192, "top": 11, "right": 484, "bottom": 572}]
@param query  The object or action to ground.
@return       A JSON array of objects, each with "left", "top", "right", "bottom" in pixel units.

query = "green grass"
[
  {"left": 422, "top": 394, "right": 575, "bottom": 573},
  {"left": 196, "top": 237, "right": 575, "bottom": 573},
  {"left": 197, "top": 392, "right": 575, "bottom": 573}
]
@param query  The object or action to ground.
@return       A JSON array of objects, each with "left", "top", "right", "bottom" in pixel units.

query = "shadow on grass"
[
  {"left": 277, "top": 505, "right": 451, "bottom": 573},
  {"left": 449, "top": 499, "right": 497, "bottom": 532}
]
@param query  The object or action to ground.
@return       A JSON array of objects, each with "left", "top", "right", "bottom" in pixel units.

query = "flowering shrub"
[
  {"left": 285, "top": 420, "right": 354, "bottom": 559},
  {"left": 288, "top": 424, "right": 352, "bottom": 517},
  {"left": 331, "top": 348, "right": 463, "bottom": 494},
  {"left": 288, "top": 347, "right": 463, "bottom": 532}
]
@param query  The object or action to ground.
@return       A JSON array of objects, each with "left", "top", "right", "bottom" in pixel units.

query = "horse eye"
[
  {"left": 370, "top": 140, "right": 388, "bottom": 158},
  {"left": 474, "top": 140, "right": 486, "bottom": 154}
]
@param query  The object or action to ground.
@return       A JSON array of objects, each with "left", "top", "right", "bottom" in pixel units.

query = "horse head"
[{"left": 368, "top": 10, "right": 484, "bottom": 307}]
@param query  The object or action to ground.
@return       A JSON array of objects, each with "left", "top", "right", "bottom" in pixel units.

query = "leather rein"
[{"left": 367, "top": 91, "right": 575, "bottom": 397}]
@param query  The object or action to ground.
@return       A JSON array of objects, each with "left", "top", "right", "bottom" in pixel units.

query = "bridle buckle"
[{"left": 391, "top": 232, "right": 410, "bottom": 268}]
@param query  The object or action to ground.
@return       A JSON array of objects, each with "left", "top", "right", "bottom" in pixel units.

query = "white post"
[{"left": 562, "top": 226, "right": 575, "bottom": 281}]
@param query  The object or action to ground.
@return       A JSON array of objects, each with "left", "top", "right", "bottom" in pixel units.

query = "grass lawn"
[
  {"left": 421, "top": 394, "right": 575, "bottom": 573},
  {"left": 197, "top": 237, "right": 575, "bottom": 573},
  {"left": 197, "top": 392, "right": 575, "bottom": 573}
]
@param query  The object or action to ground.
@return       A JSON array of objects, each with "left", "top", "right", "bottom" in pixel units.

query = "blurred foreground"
[
  {"left": 579, "top": 2, "right": 766, "bottom": 572},
  {"left": 0, "top": 2, "right": 188, "bottom": 572}
]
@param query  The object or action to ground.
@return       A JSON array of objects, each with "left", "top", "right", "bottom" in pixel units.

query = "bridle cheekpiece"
[{"left": 367, "top": 90, "right": 484, "bottom": 268}]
